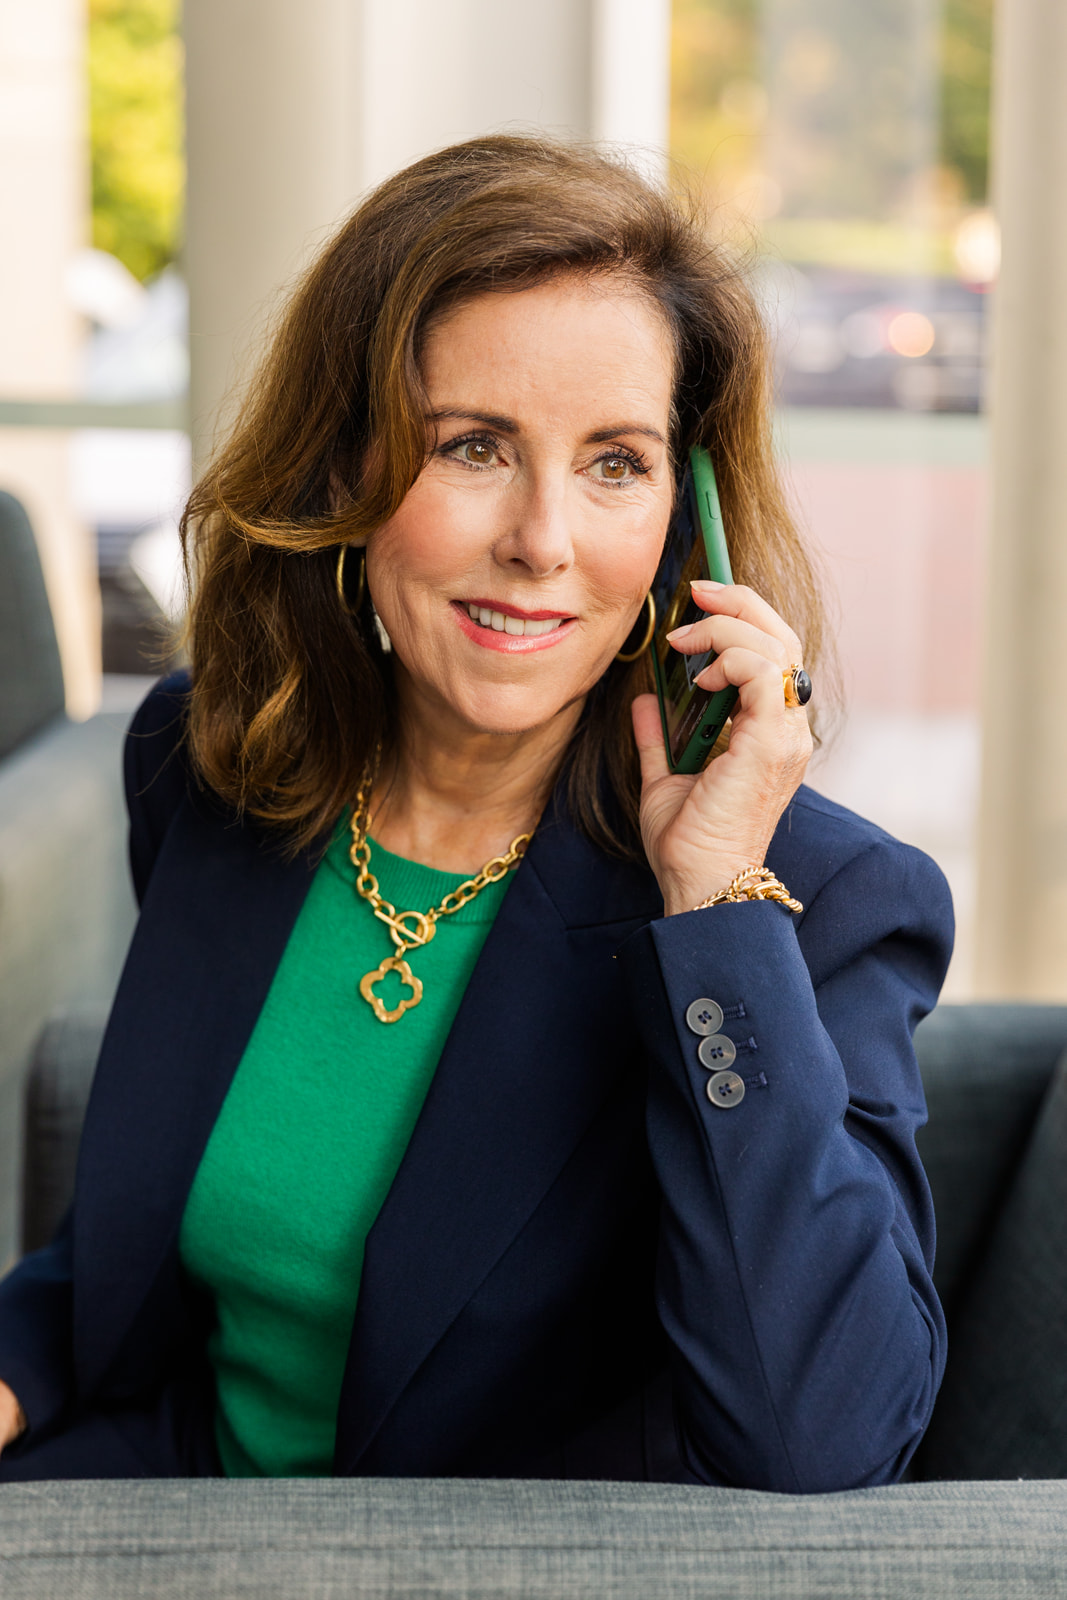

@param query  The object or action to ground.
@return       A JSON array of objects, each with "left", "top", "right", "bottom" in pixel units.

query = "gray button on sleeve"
[
  {"left": 685, "top": 998, "right": 724, "bottom": 1036},
  {"left": 706, "top": 1069, "right": 745, "bottom": 1108},
  {"left": 697, "top": 1034, "right": 737, "bottom": 1070}
]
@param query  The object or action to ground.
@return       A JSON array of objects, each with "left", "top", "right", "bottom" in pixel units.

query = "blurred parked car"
[
  {"left": 65, "top": 251, "right": 190, "bottom": 674},
  {"left": 759, "top": 262, "right": 989, "bottom": 412}
]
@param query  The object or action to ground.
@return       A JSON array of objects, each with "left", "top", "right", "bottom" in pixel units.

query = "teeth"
[{"left": 465, "top": 604, "right": 565, "bottom": 638}]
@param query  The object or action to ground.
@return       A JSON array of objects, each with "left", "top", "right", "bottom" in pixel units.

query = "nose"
[{"left": 493, "top": 473, "right": 575, "bottom": 578}]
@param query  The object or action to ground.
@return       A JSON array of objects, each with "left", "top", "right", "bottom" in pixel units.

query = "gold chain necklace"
[{"left": 348, "top": 765, "right": 531, "bottom": 1024}]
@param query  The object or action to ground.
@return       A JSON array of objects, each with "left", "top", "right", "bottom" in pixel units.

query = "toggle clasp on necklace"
[{"left": 375, "top": 907, "right": 437, "bottom": 953}]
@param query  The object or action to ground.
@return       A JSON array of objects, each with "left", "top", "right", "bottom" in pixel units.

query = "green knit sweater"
[{"left": 178, "top": 824, "right": 513, "bottom": 1477}]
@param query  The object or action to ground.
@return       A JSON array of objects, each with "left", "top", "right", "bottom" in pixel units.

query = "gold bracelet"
[{"left": 692, "top": 864, "right": 804, "bottom": 915}]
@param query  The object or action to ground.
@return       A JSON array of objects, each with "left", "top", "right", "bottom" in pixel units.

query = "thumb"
[{"left": 631, "top": 693, "right": 671, "bottom": 788}]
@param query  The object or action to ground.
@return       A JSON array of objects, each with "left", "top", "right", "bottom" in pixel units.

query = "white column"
[
  {"left": 183, "top": 0, "right": 672, "bottom": 461},
  {"left": 183, "top": 0, "right": 366, "bottom": 463},
  {"left": 0, "top": 0, "right": 98, "bottom": 716},
  {"left": 591, "top": 0, "right": 671, "bottom": 182},
  {"left": 975, "top": 0, "right": 1067, "bottom": 997},
  {"left": 359, "top": 0, "right": 596, "bottom": 191}
]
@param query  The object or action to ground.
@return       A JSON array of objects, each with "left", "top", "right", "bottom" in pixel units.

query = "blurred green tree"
[
  {"left": 671, "top": 0, "right": 992, "bottom": 219},
  {"left": 89, "top": 0, "right": 184, "bottom": 282},
  {"left": 940, "top": 0, "right": 992, "bottom": 202},
  {"left": 670, "top": 0, "right": 761, "bottom": 189}
]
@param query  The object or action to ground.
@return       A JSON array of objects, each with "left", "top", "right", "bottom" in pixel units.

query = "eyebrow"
[{"left": 427, "top": 408, "right": 666, "bottom": 447}]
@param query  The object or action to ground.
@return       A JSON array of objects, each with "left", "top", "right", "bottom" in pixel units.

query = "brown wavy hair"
[{"left": 181, "top": 134, "right": 825, "bottom": 857}]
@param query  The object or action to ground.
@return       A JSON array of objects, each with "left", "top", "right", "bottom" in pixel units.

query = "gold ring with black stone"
[{"left": 783, "top": 664, "right": 812, "bottom": 709}]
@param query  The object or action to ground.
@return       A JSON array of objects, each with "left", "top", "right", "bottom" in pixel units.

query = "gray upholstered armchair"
[
  {"left": 5, "top": 999, "right": 1067, "bottom": 1596},
  {"left": 18, "top": 998, "right": 1067, "bottom": 1485},
  {"left": 0, "top": 490, "right": 135, "bottom": 1272},
  {"left": 2, "top": 1002, "right": 1065, "bottom": 1600}
]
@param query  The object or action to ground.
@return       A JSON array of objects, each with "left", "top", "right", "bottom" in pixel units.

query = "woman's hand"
[
  {"left": 0, "top": 1377, "right": 26, "bottom": 1454},
  {"left": 631, "top": 580, "right": 813, "bottom": 916}
]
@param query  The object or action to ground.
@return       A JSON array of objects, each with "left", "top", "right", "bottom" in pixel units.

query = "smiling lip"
[
  {"left": 462, "top": 598, "right": 573, "bottom": 621},
  {"left": 451, "top": 601, "right": 577, "bottom": 653}
]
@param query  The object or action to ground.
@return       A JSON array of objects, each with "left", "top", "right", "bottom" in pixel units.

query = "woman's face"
[{"left": 367, "top": 275, "right": 676, "bottom": 741}]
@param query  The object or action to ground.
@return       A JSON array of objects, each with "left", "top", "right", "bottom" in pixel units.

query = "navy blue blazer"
[{"left": 0, "top": 674, "right": 953, "bottom": 1489}]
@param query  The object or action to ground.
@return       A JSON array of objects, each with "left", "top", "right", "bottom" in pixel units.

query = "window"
[{"left": 672, "top": 0, "right": 994, "bottom": 995}]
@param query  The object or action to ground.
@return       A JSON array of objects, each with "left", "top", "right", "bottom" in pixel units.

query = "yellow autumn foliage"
[{"left": 88, "top": 0, "right": 184, "bottom": 282}]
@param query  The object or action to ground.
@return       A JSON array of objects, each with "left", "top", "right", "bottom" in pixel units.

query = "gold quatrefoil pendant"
[{"left": 359, "top": 955, "right": 423, "bottom": 1024}]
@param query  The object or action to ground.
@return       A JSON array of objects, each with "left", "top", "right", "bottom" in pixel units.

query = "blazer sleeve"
[
  {"left": 0, "top": 1212, "right": 75, "bottom": 1439},
  {"left": 0, "top": 675, "right": 192, "bottom": 1442},
  {"left": 617, "top": 836, "right": 952, "bottom": 1493}
]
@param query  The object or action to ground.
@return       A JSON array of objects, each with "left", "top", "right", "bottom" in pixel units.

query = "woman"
[{"left": 0, "top": 136, "right": 951, "bottom": 1489}]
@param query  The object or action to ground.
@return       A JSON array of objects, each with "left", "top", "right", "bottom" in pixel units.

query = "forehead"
[{"left": 419, "top": 277, "right": 676, "bottom": 422}]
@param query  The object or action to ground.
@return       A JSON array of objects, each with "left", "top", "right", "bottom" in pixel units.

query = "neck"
[{"left": 369, "top": 674, "right": 583, "bottom": 874}]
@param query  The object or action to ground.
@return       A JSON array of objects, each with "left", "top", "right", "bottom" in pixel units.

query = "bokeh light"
[
  {"left": 886, "top": 311, "right": 936, "bottom": 358},
  {"left": 954, "top": 210, "right": 1000, "bottom": 285}
]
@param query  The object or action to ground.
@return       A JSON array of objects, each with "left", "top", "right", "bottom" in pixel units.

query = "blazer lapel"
[
  {"left": 334, "top": 798, "right": 662, "bottom": 1471},
  {"left": 73, "top": 793, "right": 316, "bottom": 1395}
]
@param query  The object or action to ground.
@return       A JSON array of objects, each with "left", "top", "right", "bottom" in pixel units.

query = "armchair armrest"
[{"left": 20, "top": 1011, "right": 106, "bottom": 1255}]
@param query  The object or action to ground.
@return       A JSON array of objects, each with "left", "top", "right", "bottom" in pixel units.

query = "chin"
[{"left": 448, "top": 679, "right": 586, "bottom": 740}]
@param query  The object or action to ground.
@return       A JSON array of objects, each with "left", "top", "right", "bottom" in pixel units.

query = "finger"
[
  {"left": 695, "top": 646, "right": 794, "bottom": 721},
  {"left": 689, "top": 581, "right": 803, "bottom": 663},
  {"left": 666, "top": 612, "right": 791, "bottom": 668},
  {"left": 631, "top": 693, "right": 672, "bottom": 786}
]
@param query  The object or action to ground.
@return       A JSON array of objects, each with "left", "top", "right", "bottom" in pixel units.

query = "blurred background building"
[{"left": 1, "top": 0, "right": 1064, "bottom": 1060}]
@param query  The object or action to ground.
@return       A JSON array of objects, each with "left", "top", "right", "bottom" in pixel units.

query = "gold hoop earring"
[
  {"left": 615, "top": 591, "right": 656, "bottom": 662},
  {"left": 336, "top": 543, "right": 366, "bottom": 617}
]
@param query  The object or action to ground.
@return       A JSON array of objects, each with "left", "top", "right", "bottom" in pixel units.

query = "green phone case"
[{"left": 651, "top": 446, "right": 738, "bottom": 774}]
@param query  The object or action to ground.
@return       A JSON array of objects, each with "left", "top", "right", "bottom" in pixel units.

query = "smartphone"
[{"left": 650, "top": 445, "right": 738, "bottom": 774}]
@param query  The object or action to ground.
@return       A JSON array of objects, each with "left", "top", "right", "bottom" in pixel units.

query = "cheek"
[
  {"left": 368, "top": 485, "right": 482, "bottom": 598},
  {"left": 584, "top": 511, "right": 668, "bottom": 613}
]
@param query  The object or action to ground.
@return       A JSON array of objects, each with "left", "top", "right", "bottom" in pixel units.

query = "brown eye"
[
  {"left": 595, "top": 455, "right": 632, "bottom": 481},
  {"left": 461, "top": 440, "right": 495, "bottom": 465}
]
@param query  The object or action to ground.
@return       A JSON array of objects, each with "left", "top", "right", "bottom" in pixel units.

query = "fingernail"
[
  {"left": 691, "top": 579, "right": 724, "bottom": 592},
  {"left": 665, "top": 624, "right": 694, "bottom": 642}
]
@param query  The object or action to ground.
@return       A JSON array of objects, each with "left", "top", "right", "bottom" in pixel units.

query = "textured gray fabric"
[
  {"left": 0, "top": 490, "right": 65, "bottom": 762},
  {"left": 0, "top": 713, "right": 136, "bottom": 1270},
  {"left": 1, "top": 1478, "right": 1065, "bottom": 1598},
  {"left": 21, "top": 1012, "right": 108, "bottom": 1254},
  {"left": 916, "top": 1049, "right": 1067, "bottom": 1481},
  {"left": 914, "top": 1003, "right": 1067, "bottom": 1317}
]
